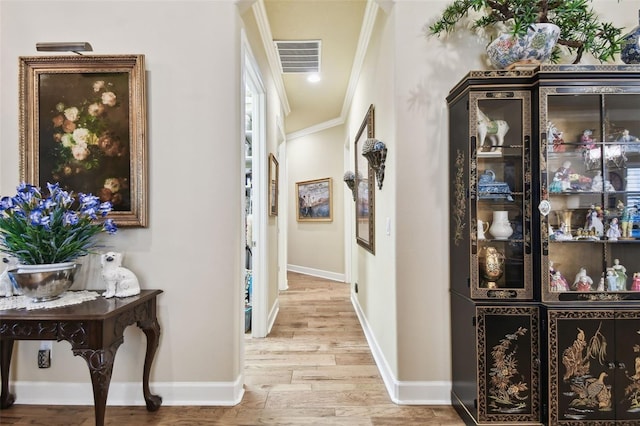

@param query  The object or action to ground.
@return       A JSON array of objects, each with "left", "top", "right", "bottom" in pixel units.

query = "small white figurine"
[
  {"left": 100, "top": 251, "right": 141, "bottom": 298},
  {"left": 607, "top": 217, "right": 621, "bottom": 241},
  {"left": 0, "top": 255, "right": 19, "bottom": 297}
]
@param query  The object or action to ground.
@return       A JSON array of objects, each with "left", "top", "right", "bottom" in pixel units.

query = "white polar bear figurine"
[
  {"left": 0, "top": 255, "right": 19, "bottom": 297},
  {"left": 101, "top": 252, "right": 141, "bottom": 298}
]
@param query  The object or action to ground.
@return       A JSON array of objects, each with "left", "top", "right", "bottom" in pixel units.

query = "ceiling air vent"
[{"left": 274, "top": 40, "right": 321, "bottom": 73}]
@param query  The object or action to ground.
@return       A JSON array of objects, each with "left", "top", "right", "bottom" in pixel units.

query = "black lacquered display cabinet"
[{"left": 448, "top": 65, "right": 640, "bottom": 425}]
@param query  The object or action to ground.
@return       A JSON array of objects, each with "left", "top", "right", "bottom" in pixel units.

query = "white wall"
[
  {"left": 1, "top": 0, "right": 246, "bottom": 404},
  {"left": 346, "top": 4, "right": 399, "bottom": 381},
  {"left": 346, "top": 0, "right": 640, "bottom": 404}
]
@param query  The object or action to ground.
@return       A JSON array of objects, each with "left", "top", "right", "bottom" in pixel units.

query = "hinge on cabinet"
[
  {"left": 472, "top": 316, "right": 476, "bottom": 327},
  {"left": 474, "top": 398, "right": 477, "bottom": 409},
  {"left": 467, "top": 277, "right": 470, "bottom": 288}
]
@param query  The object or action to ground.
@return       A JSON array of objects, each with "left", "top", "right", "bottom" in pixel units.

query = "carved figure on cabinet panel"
[
  {"left": 562, "top": 328, "right": 590, "bottom": 381},
  {"left": 623, "top": 354, "right": 640, "bottom": 412},
  {"left": 488, "top": 327, "right": 529, "bottom": 412},
  {"left": 561, "top": 323, "right": 612, "bottom": 416},
  {"left": 569, "top": 371, "right": 611, "bottom": 410}
]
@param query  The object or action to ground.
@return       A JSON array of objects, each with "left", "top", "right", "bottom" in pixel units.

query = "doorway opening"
[{"left": 243, "top": 33, "right": 268, "bottom": 339}]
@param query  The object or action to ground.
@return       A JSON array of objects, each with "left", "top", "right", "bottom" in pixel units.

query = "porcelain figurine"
[
  {"left": 573, "top": 267, "right": 593, "bottom": 291},
  {"left": 0, "top": 255, "right": 19, "bottom": 297},
  {"left": 581, "top": 129, "right": 595, "bottom": 149},
  {"left": 101, "top": 251, "right": 141, "bottom": 298},
  {"left": 607, "top": 217, "right": 621, "bottom": 241},
  {"left": 632, "top": 272, "right": 640, "bottom": 292},
  {"left": 606, "top": 268, "right": 618, "bottom": 291},
  {"left": 612, "top": 259, "right": 628, "bottom": 291},
  {"left": 551, "top": 270, "right": 570, "bottom": 292}
]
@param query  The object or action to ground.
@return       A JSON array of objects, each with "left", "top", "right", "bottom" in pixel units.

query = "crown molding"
[
  {"left": 286, "top": 116, "right": 344, "bottom": 141},
  {"left": 340, "top": 0, "right": 381, "bottom": 120},
  {"left": 251, "top": 0, "right": 291, "bottom": 116}
]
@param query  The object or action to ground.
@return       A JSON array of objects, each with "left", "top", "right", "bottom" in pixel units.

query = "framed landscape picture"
[
  {"left": 296, "top": 177, "right": 332, "bottom": 222},
  {"left": 19, "top": 54, "right": 148, "bottom": 227},
  {"left": 269, "top": 153, "right": 279, "bottom": 216}
]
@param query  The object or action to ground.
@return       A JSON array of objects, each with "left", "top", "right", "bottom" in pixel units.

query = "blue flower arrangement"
[{"left": 0, "top": 182, "right": 117, "bottom": 265}]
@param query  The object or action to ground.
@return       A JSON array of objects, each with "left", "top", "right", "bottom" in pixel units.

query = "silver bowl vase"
[{"left": 8, "top": 263, "right": 80, "bottom": 302}]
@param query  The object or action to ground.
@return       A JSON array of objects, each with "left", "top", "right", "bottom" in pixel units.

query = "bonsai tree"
[{"left": 428, "top": 0, "right": 624, "bottom": 64}]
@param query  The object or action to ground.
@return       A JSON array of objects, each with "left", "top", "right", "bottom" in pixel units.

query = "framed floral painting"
[{"left": 19, "top": 55, "right": 148, "bottom": 227}]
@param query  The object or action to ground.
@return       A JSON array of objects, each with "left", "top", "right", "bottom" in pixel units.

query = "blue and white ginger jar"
[
  {"left": 486, "top": 23, "right": 560, "bottom": 69},
  {"left": 621, "top": 11, "right": 640, "bottom": 64}
]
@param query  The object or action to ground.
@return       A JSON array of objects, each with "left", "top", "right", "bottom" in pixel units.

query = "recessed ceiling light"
[{"left": 307, "top": 73, "right": 321, "bottom": 83}]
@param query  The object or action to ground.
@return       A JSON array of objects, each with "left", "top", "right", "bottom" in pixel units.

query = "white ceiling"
[{"left": 263, "top": 0, "right": 367, "bottom": 135}]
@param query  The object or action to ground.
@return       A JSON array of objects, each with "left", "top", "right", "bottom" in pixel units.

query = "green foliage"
[
  {"left": 428, "top": 0, "right": 624, "bottom": 64},
  {"left": 0, "top": 183, "right": 117, "bottom": 265}
]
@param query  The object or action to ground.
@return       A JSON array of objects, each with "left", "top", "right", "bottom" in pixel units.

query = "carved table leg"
[
  {"left": 139, "top": 318, "right": 162, "bottom": 411},
  {"left": 0, "top": 339, "right": 15, "bottom": 409},
  {"left": 74, "top": 342, "right": 120, "bottom": 426}
]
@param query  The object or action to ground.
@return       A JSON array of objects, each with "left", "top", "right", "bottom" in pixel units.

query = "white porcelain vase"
[{"left": 489, "top": 211, "right": 514, "bottom": 240}]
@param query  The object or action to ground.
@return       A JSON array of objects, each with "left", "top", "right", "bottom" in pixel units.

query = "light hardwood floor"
[{"left": 0, "top": 272, "right": 464, "bottom": 425}]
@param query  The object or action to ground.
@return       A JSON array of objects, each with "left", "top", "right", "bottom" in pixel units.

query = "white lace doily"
[{"left": 0, "top": 290, "right": 99, "bottom": 311}]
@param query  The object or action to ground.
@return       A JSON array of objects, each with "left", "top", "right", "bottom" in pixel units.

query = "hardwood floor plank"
[{"left": 0, "top": 271, "right": 463, "bottom": 425}]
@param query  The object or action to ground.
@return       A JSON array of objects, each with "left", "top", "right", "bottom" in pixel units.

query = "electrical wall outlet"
[
  {"left": 37, "top": 349, "right": 51, "bottom": 368},
  {"left": 38, "top": 341, "right": 52, "bottom": 368}
]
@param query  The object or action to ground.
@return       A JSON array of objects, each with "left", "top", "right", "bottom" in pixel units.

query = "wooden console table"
[{"left": 0, "top": 289, "right": 163, "bottom": 426}]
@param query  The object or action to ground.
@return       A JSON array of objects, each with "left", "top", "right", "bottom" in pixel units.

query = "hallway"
[
  {"left": 0, "top": 272, "right": 463, "bottom": 425},
  {"left": 240, "top": 271, "right": 464, "bottom": 424}
]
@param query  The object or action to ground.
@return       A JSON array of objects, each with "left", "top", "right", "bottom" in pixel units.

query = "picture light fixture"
[{"left": 36, "top": 42, "right": 93, "bottom": 55}]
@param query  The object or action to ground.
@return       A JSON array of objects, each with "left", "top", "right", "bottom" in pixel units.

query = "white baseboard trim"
[
  {"left": 350, "top": 291, "right": 452, "bottom": 405},
  {"left": 267, "top": 298, "right": 279, "bottom": 334},
  {"left": 287, "top": 264, "right": 345, "bottom": 282},
  {"left": 12, "top": 375, "right": 244, "bottom": 406}
]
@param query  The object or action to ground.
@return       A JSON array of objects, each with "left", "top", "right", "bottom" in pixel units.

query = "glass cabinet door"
[
  {"left": 540, "top": 87, "right": 640, "bottom": 302},
  {"left": 471, "top": 91, "right": 532, "bottom": 299}
]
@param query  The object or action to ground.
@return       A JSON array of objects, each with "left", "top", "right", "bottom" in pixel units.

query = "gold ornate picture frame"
[
  {"left": 355, "top": 104, "right": 375, "bottom": 253},
  {"left": 19, "top": 54, "right": 148, "bottom": 227},
  {"left": 269, "top": 153, "right": 279, "bottom": 216},
  {"left": 296, "top": 177, "right": 333, "bottom": 222}
]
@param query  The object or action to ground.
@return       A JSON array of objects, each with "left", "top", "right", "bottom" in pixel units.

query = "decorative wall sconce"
[
  {"left": 362, "top": 138, "right": 387, "bottom": 189},
  {"left": 343, "top": 171, "right": 357, "bottom": 201},
  {"left": 36, "top": 42, "right": 93, "bottom": 55}
]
